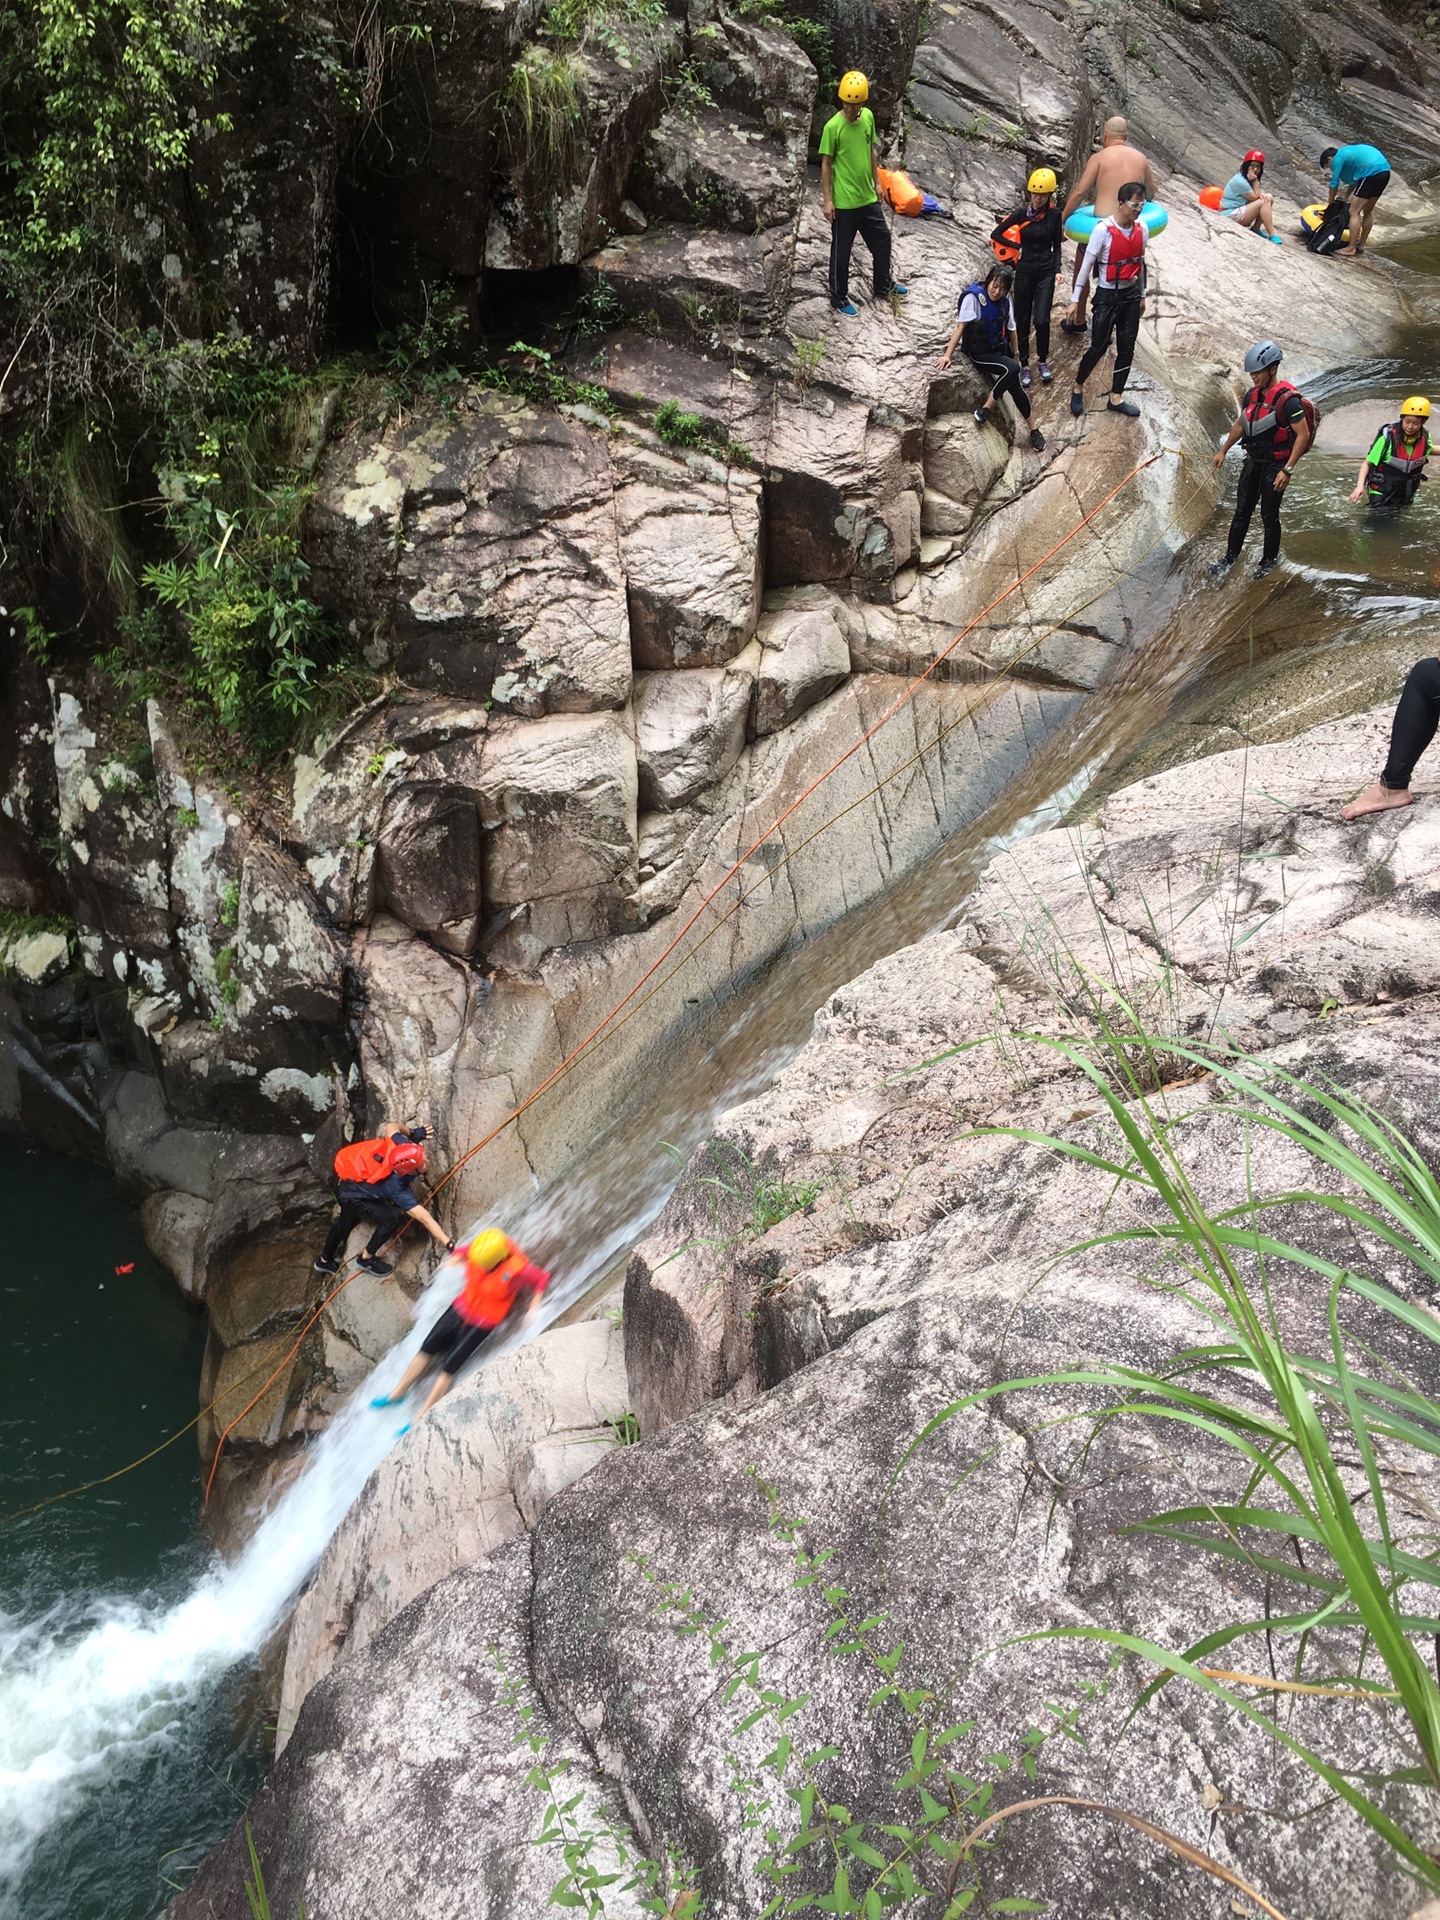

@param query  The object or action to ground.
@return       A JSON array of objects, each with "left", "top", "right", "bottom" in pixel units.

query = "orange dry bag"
[
  {"left": 1198, "top": 185, "right": 1224, "bottom": 210},
  {"left": 334, "top": 1135, "right": 399, "bottom": 1183},
  {"left": 991, "top": 222, "right": 1023, "bottom": 265},
  {"left": 877, "top": 168, "right": 925, "bottom": 217}
]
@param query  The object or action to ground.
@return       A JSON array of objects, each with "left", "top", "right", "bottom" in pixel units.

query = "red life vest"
[
  {"left": 1096, "top": 218, "right": 1144, "bottom": 288},
  {"left": 334, "top": 1135, "right": 403, "bottom": 1184},
  {"left": 456, "top": 1237, "right": 539, "bottom": 1327},
  {"left": 1369, "top": 423, "right": 1430, "bottom": 501},
  {"left": 1240, "top": 379, "right": 1318, "bottom": 464}
]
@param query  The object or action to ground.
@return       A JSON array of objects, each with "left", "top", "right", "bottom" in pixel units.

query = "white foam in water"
[{"left": 0, "top": 1175, "right": 655, "bottom": 1899}]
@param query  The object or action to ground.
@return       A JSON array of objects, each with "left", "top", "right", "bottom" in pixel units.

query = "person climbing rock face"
[
  {"left": 1060, "top": 116, "right": 1156, "bottom": 333},
  {"left": 990, "top": 166, "right": 1064, "bottom": 388},
  {"left": 314, "top": 1127, "right": 454, "bottom": 1277},
  {"left": 371, "top": 1228, "right": 551, "bottom": 1429},
  {"left": 819, "top": 70, "right": 908, "bottom": 317},
  {"left": 1350, "top": 395, "right": 1431, "bottom": 512},
  {"left": 1221, "top": 150, "right": 1281, "bottom": 243},
  {"left": 1342, "top": 657, "right": 1440, "bottom": 819},
  {"left": 935, "top": 262, "right": 1046, "bottom": 452},
  {"left": 1209, "top": 340, "right": 1312, "bottom": 578},
  {"left": 1065, "top": 181, "right": 1148, "bottom": 419},
  {"left": 1320, "top": 140, "right": 1390, "bottom": 259}
]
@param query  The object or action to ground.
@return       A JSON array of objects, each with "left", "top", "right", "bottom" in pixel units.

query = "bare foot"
[{"left": 1342, "top": 781, "right": 1412, "bottom": 820}]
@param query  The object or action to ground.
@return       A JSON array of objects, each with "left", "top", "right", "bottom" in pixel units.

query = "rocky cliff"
[
  {"left": 6, "top": 0, "right": 1438, "bottom": 1541},
  {"left": 174, "top": 704, "right": 1440, "bottom": 1920}
]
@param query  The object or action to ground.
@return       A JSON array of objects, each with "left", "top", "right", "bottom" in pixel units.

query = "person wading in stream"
[
  {"left": 1060, "top": 116, "right": 1156, "bottom": 334},
  {"left": 370, "top": 1229, "right": 551, "bottom": 1430},
  {"left": 1350, "top": 395, "right": 1431, "bottom": 513},
  {"left": 314, "top": 1127, "right": 454, "bottom": 1277},
  {"left": 820, "top": 70, "right": 908, "bottom": 316},
  {"left": 1065, "top": 181, "right": 1148, "bottom": 419},
  {"left": 1209, "top": 339, "right": 1313, "bottom": 579},
  {"left": 1342, "top": 658, "right": 1440, "bottom": 819}
]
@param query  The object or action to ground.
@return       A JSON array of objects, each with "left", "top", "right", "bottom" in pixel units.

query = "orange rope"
[{"left": 201, "top": 447, "right": 1168, "bottom": 1503}]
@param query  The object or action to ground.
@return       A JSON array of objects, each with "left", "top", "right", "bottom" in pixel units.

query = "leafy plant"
[
  {"left": 906, "top": 1029, "right": 1440, "bottom": 1894},
  {"left": 653, "top": 399, "right": 708, "bottom": 448},
  {"left": 791, "top": 336, "right": 826, "bottom": 392},
  {"left": 219, "top": 879, "right": 241, "bottom": 928},
  {"left": 214, "top": 943, "right": 241, "bottom": 1006},
  {"left": 498, "top": 46, "right": 585, "bottom": 180},
  {"left": 577, "top": 275, "right": 624, "bottom": 337},
  {"left": 242, "top": 1819, "right": 304, "bottom": 1920}
]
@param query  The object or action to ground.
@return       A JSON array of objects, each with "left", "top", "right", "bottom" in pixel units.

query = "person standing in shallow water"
[
  {"left": 1209, "top": 340, "right": 1311, "bottom": 579},
  {"left": 1350, "top": 396, "right": 1431, "bottom": 513},
  {"left": 1342, "top": 659, "right": 1440, "bottom": 820},
  {"left": 819, "top": 70, "right": 908, "bottom": 317}
]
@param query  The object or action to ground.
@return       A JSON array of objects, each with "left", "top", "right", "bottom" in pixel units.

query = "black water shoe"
[
  {"left": 313, "top": 1254, "right": 340, "bottom": 1275},
  {"left": 1254, "top": 556, "right": 1280, "bottom": 579},
  {"left": 357, "top": 1254, "right": 395, "bottom": 1277},
  {"left": 1060, "top": 318, "right": 1087, "bottom": 335},
  {"left": 1207, "top": 554, "right": 1238, "bottom": 579},
  {"left": 1030, "top": 427, "right": 1046, "bottom": 452},
  {"left": 1107, "top": 398, "right": 1140, "bottom": 417},
  {"left": 1069, "top": 391, "right": 1085, "bottom": 417}
]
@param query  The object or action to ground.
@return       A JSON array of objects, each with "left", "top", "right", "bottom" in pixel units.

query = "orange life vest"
[
  {"left": 456, "top": 1239, "right": 532, "bottom": 1327},
  {"left": 334, "top": 1135, "right": 402, "bottom": 1184}
]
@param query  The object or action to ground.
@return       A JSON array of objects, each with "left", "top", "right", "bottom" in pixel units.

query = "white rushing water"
[{"left": 0, "top": 1167, "right": 656, "bottom": 1906}]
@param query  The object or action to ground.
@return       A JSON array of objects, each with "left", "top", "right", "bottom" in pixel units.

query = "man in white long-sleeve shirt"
[{"left": 1065, "top": 182, "right": 1147, "bottom": 420}]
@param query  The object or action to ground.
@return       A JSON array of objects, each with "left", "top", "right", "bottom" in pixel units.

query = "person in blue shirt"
[
  {"left": 1319, "top": 142, "right": 1390, "bottom": 258},
  {"left": 1219, "top": 150, "right": 1280, "bottom": 242}
]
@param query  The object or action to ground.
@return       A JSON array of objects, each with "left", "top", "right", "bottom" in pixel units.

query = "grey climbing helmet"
[{"left": 1244, "top": 339, "right": 1283, "bottom": 375}]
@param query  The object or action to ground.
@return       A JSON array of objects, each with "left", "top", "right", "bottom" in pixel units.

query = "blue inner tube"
[{"left": 1063, "top": 200, "right": 1169, "bottom": 244}]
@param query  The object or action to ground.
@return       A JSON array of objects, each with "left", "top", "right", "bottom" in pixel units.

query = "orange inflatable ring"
[{"left": 1199, "top": 184, "right": 1224, "bottom": 211}]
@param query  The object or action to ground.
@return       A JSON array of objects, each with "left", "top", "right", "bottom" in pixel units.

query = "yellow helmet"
[
  {"left": 837, "top": 70, "right": 869, "bottom": 103},
  {"left": 1401, "top": 395, "right": 1432, "bottom": 418},
  {"left": 1027, "top": 166, "right": 1058, "bottom": 195},
  {"left": 468, "top": 1228, "right": 511, "bottom": 1270}
]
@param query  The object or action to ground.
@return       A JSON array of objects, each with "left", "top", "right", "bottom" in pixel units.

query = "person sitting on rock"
[
  {"left": 1221, "top": 150, "right": 1281, "bottom": 243},
  {"left": 314, "top": 1127, "right": 454, "bottom": 1277},
  {"left": 1065, "top": 181, "right": 1147, "bottom": 419},
  {"left": 935, "top": 262, "right": 1046, "bottom": 452},
  {"left": 1320, "top": 140, "right": 1390, "bottom": 259},
  {"left": 371, "top": 1228, "right": 551, "bottom": 1429},
  {"left": 1342, "top": 658, "right": 1440, "bottom": 819},
  {"left": 990, "top": 166, "right": 1065, "bottom": 388},
  {"left": 1350, "top": 396, "right": 1431, "bottom": 513},
  {"left": 1060, "top": 116, "right": 1156, "bottom": 334},
  {"left": 820, "top": 70, "right": 908, "bottom": 317},
  {"left": 1209, "top": 340, "right": 1311, "bottom": 579}
]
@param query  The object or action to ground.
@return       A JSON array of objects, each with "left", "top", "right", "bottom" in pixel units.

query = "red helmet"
[
  {"left": 391, "top": 1141, "right": 426, "bottom": 1175},
  {"left": 1243, "top": 148, "right": 1265, "bottom": 166}
]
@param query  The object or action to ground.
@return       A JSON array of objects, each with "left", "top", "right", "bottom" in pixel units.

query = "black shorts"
[
  {"left": 1351, "top": 171, "right": 1390, "bottom": 201},
  {"left": 420, "top": 1304, "right": 502, "bottom": 1374}
]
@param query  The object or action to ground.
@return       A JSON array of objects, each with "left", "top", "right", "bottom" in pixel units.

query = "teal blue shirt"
[{"left": 1329, "top": 143, "right": 1389, "bottom": 188}]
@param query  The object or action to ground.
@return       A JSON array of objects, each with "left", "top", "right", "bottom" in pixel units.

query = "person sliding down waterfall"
[
  {"left": 935, "top": 262, "right": 1046, "bottom": 451},
  {"left": 371, "top": 1229, "right": 551, "bottom": 1430},
  {"left": 314, "top": 1127, "right": 454, "bottom": 1277},
  {"left": 1065, "top": 181, "right": 1147, "bottom": 419},
  {"left": 820, "top": 70, "right": 908, "bottom": 316},
  {"left": 1350, "top": 395, "right": 1431, "bottom": 514},
  {"left": 1209, "top": 340, "right": 1312, "bottom": 579}
]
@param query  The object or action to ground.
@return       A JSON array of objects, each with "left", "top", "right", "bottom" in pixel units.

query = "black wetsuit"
[
  {"left": 991, "top": 203, "right": 1063, "bottom": 363},
  {"left": 1226, "top": 381, "right": 1308, "bottom": 567},
  {"left": 1380, "top": 658, "right": 1440, "bottom": 791}
]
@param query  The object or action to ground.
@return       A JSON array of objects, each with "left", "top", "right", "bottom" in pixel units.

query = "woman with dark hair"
[
  {"left": 936, "top": 261, "right": 1045, "bottom": 452},
  {"left": 1220, "top": 149, "right": 1281, "bottom": 242},
  {"left": 989, "top": 166, "right": 1065, "bottom": 388}
]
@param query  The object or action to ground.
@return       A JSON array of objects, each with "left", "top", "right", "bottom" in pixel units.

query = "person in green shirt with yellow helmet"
[{"left": 819, "top": 71, "right": 909, "bottom": 316}]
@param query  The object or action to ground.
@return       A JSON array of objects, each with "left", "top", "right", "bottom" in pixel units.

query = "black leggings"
[
  {"left": 1226, "top": 458, "right": 1284, "bottom": 565},
  {"left": 1381, "top": 657, "right": 1440, "bottom": 790},
  {"left": 320, "top": 1194, "right": 406, "bottom": 1262},
  {"left": 1075, "top": 287, "right": 1140, "bottom": 394},
  {"left": 964, "top": 349, "right": 1031, "bottom": 419},
  {"left": 1013, "top": 262, "right": 1056, "bottom": 363}
]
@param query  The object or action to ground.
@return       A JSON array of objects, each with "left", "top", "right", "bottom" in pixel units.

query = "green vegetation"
[
  {"left": 498, "top": 46, "right": 586, "bottom": 180},
  {"left": 652, "top": 398, "right": 753, "bottom": 467},
  {"left": 905, "top": 1028, "right": 1440, "bottom": 1896},
  {"left": 243, "top": 1819, "right": 304, "bottom": 1920},
  {"left": 218, "top": 880, "right": 241, "bottom": 928},
  {"left": 733, "top": 0, "right": 836, "bottom": 91}
]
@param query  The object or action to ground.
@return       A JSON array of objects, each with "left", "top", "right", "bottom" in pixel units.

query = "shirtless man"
[{"left": 1060, "top": 116, "right": 1157, "bottom": 332}]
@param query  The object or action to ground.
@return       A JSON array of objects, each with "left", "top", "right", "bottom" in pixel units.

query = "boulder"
[
  {"left": 632, "top": 664, "right": 753, "bottom": 809},
  {"left": 614, "top": 435, "right": 764, "bottom": 668},
  {"left": 631, "top": 104, "right": 807, "bottom": 233},
  {"left": 5, "top": 929, "right": 69, "bottom": 986},
  {"left": 478, "top": 712, "right": 640, "bottom": 954},
  {"left": 140, "top": 1189, "right": 212, "bottom": 1300},
  {"left": 907, "top": 0, "right": 1092, "bottom": 173},
  {"left": 752, "top": 603, "right": 851, "bottom": 735},
  {"left": 580, "top": 221, "right": 796, "bottom": 334},
  {"left": 277, "top": 1320, "right": 628, "bottom": 1746},
  {"left": 307, "top": 395, "right": 632, "bottom": 715},
  {"left": 375, "top": 784, "right": 483, "bottom": 954}
]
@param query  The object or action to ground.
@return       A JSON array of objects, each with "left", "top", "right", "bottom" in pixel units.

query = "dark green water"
[{"left": 0, "top": 1140, "right": 261, "bottom": 1920}]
